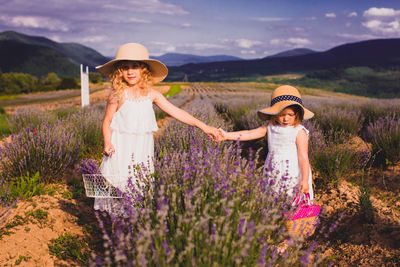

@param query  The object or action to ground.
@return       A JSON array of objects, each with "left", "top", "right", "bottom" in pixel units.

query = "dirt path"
[
  {"left": 0, "top": 184, "right": 99, "bottom": 266},
  {"left": 2, "top": 84, "right": 172, "bottom": 113}
]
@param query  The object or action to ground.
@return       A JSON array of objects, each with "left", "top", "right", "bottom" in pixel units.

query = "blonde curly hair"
[{"left": 107, "top": 61, "right": 153, "bottom": 103}]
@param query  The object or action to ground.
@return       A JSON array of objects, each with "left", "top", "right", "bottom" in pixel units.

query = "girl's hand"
[
  {"left": 202, "top": 125, "right": 219, "bottom": 141},
  {"left": 103, "top": 143, "right": 116, "bottom": 157},
  {"left": 299, "top": 179, "right": 309, "bottom": 194},
  {"left": 217, "top": 128, "right": 228, "bottom": 142}
]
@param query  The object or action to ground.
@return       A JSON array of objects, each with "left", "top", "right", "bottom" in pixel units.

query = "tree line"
[{"left": 0, "top": 71, "right": 104, "bottom": 95}]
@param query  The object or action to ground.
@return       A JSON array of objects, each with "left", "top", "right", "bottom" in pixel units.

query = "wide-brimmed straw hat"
[
  {"left": 257, "top": 85, "right": 314, "bottom": 120},
  {"left": 96, "top": 43, "right": 168, "bottom": 84}
]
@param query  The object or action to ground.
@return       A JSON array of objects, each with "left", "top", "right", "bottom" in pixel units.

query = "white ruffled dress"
[
  {"left": 94, "top": 90, "right": 158, "bottom": 212},
  {"left": 264, "top": 124, "right": 314, "bottom": 199}
]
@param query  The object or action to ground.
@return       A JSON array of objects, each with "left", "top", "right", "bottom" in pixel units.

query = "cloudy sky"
[{"left": 1, "top": 0, "right": 400, "bottom": 59}]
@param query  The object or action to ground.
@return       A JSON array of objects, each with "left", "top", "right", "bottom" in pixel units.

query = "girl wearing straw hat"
[
  {"left": 218, "top": 85, "right": 314, "bottom": 199},
  {"left": 94, "top": 43, "right": 219, "bottom": 213}
]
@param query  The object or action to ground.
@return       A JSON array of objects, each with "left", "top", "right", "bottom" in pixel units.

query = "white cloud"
[
  {"left": 287, "top": 38, "right": 311, "bottom": 46},
  {"left": 240, "top": 50, "right": 256, "bottom": 55},
  {"left": 235, "top": 39, "right": 262, "bottom": 48},
  {"left": 181, "top": 23, "right": 192, "bottom": 28},
  {"left": 325, "top": 13, "right": 336, "bottom": 18},
  {"left": 348, "top": 12, "right": 358, "bottom": 18},
  {"left": 186, "top": 42, "right": 227, "bottom": 50},
  {"left": 80, "top": 35, "right": 108, "bottom": 43},
  {"left": 269, "top": 38, "right": 311, "bottom": 48},
  {"left": 0, "top": 15, "right": 69, "bottom": 32},
  {"left": 363, "top": 7, "right": 400, "bottom": 17},
  {"left": 362, "top": 7, "right": 400, "bottom": 35},
  {"left": 128, "top": 18, "right": 151, "bottom": 24},
  {"left": 270, "top": 39, "right": 283, "bottom": 46},
  {"left": 151, "top": 41, "right": 176, "bottom": 54}
]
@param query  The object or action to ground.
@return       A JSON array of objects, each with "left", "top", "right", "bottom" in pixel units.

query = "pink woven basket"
[{"left": 286, "top": 193, "right": 321, "bottom": 221}]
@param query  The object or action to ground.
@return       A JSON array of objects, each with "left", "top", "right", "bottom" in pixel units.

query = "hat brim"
[
  {"left": 257, "top": 101, "right": 314, "bottom": 121},
  {"left": 95, "top": 58, "right": 168, "bottom": 84}
]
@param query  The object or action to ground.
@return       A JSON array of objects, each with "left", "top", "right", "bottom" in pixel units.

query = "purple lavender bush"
[
  {"left": 67, "top": 105, "right": 105, "bottom": 158},
  {"left": 7, "top": 107, "right": 56, "bottom": 134},
  {"left": 364, "top": 114, "right": 400, "bottom": 167},
  {"left": 0, "top": 121, "right": 81, "bottom": 184},
  {"left": 304, "top": 120, "right": 370, "bottom": 188}
]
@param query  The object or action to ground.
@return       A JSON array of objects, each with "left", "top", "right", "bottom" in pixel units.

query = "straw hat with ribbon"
[
  {"left": 96, "top": 43, "right": 168, "bottom": 84},
  {"left": 257, "top": 85, "right": 314, "bottom": 121}
]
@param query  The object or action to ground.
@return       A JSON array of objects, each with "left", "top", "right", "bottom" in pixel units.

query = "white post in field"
[{"left": 80, "top": 64, "right": 90, "bottom": 107}]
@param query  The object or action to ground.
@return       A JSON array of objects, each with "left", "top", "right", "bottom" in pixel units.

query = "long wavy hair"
[{"left": 108, "top": 61, "right": 153, "bottom": 103}]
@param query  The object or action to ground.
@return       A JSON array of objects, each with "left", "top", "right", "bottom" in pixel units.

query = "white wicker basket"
[{"left": 82, "top": 174, "right": 123, "bottom": 198}]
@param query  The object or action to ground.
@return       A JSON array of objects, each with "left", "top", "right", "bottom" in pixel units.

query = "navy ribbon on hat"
[{"left": 271, "top": 95, "right": 303, "bottom": 106}]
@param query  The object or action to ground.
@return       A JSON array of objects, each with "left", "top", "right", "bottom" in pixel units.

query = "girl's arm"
[
  {"left": 219, "top": 126, "right": 267, "bottom": 141},
  {"left": 296, "top": 129, "right": 310, "bottom": 194},
  {"left": 102, "top": 95, "right": 118, "bottom": 156},
  {"left": 152, "top": 89, "right": 218, "bottom": 139}
]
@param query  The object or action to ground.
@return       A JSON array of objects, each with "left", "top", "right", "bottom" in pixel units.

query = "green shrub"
[
  {"left": 57, "top": 77, "right": 79, "bottom": 90},
  {"left": 8, "top": 172, "right": 45, "bottom": 200},
  {"left": 163, "top": 84, "right": 181, "bottom": 98},
  {"left": 48, "top": 233, "right": 89, "bottom": 264}
]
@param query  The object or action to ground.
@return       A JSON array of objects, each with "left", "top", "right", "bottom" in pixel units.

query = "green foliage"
[
  {"left": 14, "top": 255, "right": 31, "bottom": 265},
  {"left": 89, "top": 73, "right": 104, "bottom": 83},
  {"left": 5, "top": 208, "right": 48, "bottom": 230},
  {"left": 163, "top": 84, "right": 182, "bottom": 97},
  {"left": 0, "top": 72, "right": 38, "bottom": 94},
  {"left": 40, "top": 72, "right": 61, "bottom": 91},
  {"left": 0, "top": 113, "right": 10, "bottom": 136},
  {"left": 57, "top": 77, "right": 79, "bottom": 90},
  {"left": 281, "top": 67, "right": 400, "bottom": 98},
  {"left": 8, "top": 172, "right": 45, "bottom": 200},
  {"left": 25, "top": 208, "right": 48, "bottom": 225},
  {"left": 358, "top": 183, "right": 374, "bottom": 224},
  {"left": 48, "top": 233, "right": 89, "bottom": 264}
]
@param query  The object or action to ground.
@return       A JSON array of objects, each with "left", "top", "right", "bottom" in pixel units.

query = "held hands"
[
  {"left": 216, "top": 128, "right": 228, "bottom": 142},
  {"left": 202, "top": 125, "right": 227, "bottom": 142}
]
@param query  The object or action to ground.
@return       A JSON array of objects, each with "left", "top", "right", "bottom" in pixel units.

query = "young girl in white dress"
[
  {"left": 218, "top": 85, "right": 314, "bottom": 199},
  {"left": 94, "top": 43, "right": 219, "bottom": 213}
]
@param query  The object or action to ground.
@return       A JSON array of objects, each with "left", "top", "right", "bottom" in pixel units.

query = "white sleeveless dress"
[
  {"left": 94, "top": 89, "right": 158, "bottom": 212},
  {"left": 264, "top": 124, "right": 314, "bottom": 199}
]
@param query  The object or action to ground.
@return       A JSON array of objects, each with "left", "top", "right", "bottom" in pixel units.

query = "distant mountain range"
[
  {"left": 0, "top": 31, "right": 109, "bottom": 77},
  {"left": 166, "top": 38, "right": 400, "bottom": 81},
  {"left": 152, "top": 53, "right": 243, "bottom": 66},
  {"left": 0, "top": 31, "right": 317, "bottom": 78},
  {"left": 1, "top": 31, "right": 400, "bottom": 82}
]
